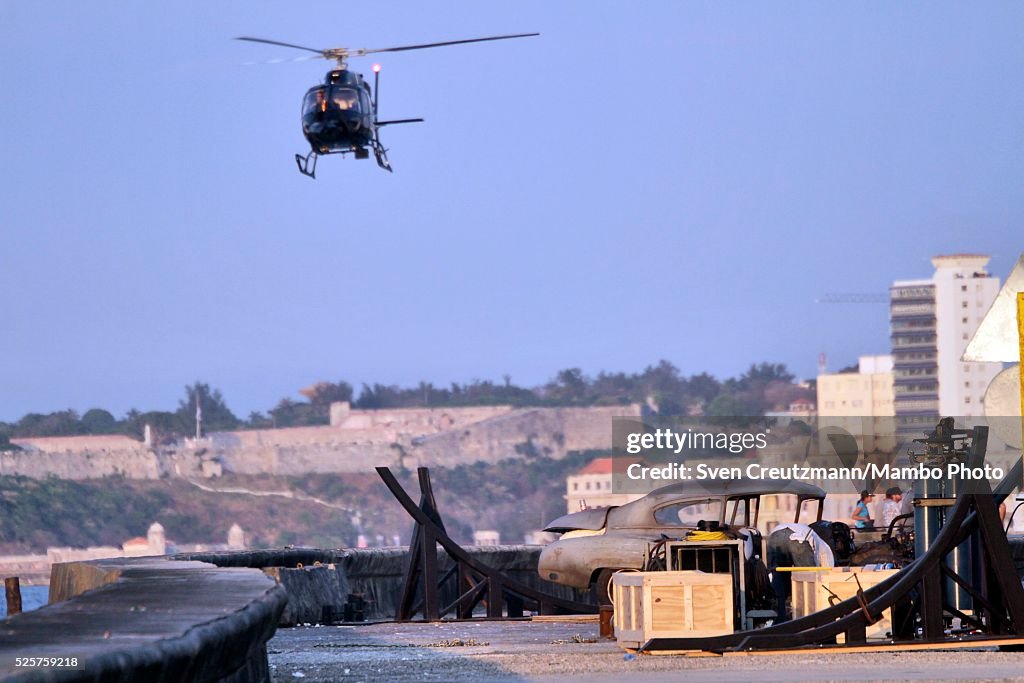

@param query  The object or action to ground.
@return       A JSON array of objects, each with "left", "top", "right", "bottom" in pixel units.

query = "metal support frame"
[
  {"left": 377, "top": 467, "right": 597, "bottom": 621},
  {"left": 639, "top": 425, "right": 1024, "bottom": 653}
]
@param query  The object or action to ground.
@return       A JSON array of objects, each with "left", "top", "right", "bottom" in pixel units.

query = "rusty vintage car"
[{"left": 537, "top": 478, "right": 826, "bottom": 603}]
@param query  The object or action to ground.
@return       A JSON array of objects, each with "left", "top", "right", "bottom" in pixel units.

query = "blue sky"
[{"left": 1, "top": 2, "right": 1022, "bottom": 421}]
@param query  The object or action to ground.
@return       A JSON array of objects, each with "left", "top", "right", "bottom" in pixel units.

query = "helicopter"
[{"left": 236, "top": 33, "right": 538, "bottom": 178}]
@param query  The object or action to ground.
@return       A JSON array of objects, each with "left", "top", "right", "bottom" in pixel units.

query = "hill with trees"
[
  {"left": 0, "top": 360, "right": 812, "bottom": 445},
  {"left": 0, "top": 451, "right": 601, "bottom": 554}
]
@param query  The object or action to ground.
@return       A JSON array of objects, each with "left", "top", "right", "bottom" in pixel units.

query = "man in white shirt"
[
  {"left": 879, "top": 487, "right": 903, "bottom": 530},
  {"left": 767, "top": 523, "right": 835, "bottom": 620}
]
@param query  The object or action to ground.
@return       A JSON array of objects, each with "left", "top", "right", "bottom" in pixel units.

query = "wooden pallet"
[
  {"left": 531, "top": 614, "right": 600, "bottom": 623},
  {"left": 627, "top": 636, "right": 1024, "bottom": 656}
]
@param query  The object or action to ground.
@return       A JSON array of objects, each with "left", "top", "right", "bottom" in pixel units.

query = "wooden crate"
[
  {"left": 792, "top": 567, "right": 899, "bottom": 641},
  {"left": 612, "top": 570, "right": 733, "bottom": 649}
]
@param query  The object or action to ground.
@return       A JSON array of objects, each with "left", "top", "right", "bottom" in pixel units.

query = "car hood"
[{"left": 543, "top": 507, "right": 615, "bottom": 533}]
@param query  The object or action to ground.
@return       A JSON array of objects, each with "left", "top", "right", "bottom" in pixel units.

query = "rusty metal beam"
[{"left": 378, "top": 466, "right": 596, "bottom": 621}]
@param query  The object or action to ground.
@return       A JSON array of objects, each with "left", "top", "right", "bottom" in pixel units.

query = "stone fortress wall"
[
  {"left": 2, "top": 403, "right": 641, "bottom": 481},
  {"left": 1, "top": 434, "right": 163, "bottom": 479}
]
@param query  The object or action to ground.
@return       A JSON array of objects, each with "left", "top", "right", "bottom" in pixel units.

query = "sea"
[{"left": 0, "top": 585, "right": 48, "bottom": 617}]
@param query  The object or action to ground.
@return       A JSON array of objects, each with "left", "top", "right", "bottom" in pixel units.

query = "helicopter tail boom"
[{"left": 376, "top": 118, "right": 424, "bottom": 127}]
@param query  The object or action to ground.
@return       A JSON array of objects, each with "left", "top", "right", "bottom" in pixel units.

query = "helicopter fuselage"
[
  {"left": 238, "top": 31, "right": 537, "bottom": 177},
  {"left": 301, "top": 70, "right": 376, "bottom": 155}
]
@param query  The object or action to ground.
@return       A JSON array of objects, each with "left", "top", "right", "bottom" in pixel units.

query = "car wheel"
[{"left": 595, "top": 568, "right": 624, "bottom": 607}]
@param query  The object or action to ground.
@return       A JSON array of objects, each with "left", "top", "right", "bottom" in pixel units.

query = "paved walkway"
[{"left": 268, "top": 620, "right": 1024, "bottom": 682}]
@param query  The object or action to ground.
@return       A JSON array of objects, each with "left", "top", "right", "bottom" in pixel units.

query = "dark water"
[{"left": 0, "top": 585, "right": 47, "bottom": 617}]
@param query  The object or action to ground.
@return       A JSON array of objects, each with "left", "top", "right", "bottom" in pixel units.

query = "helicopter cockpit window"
[
  {"left": 331, "top": 87, "right": 359, "bottom": 111},
  {"left": 303, "top": 89, "right": 327, "bottom": 115}
]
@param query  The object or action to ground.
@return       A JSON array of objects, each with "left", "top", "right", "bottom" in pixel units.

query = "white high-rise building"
[
  {"left": 932, "top": 255, "right": 1002, "bottom": 416},
  {"left": 890, "top": 254, "right": 1001, "bottom": 436}
]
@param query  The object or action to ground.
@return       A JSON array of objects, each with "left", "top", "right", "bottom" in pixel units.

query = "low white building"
[
  {"left": 565, "top": 457, "right": 643, "bottom": 513},
  {"left": 472, "top": 530, "right": 500, "bottom": 546},
  {"left": 817, "top": 354, "right": 896, "bottom": 455}
]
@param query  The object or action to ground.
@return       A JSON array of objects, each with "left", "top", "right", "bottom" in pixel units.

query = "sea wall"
[
  {"left": 3, "top": 557, "right": 285, "bottom": 682},
  {"left": 176, "top": 546, "right": 590, "bottom": 623}
]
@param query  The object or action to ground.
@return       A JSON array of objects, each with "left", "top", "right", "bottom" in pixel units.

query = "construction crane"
[{"left": 815, "top": 293, "right": 889, "bottom": 304}]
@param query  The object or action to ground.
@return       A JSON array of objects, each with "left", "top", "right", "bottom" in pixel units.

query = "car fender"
[{"left": 538, "top": 534, "right": 649, "bottom": 589}]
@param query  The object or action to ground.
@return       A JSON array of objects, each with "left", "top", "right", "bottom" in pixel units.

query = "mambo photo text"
[
  {"left": 624, "top": 428, "right": 768, "bottom": 454},
  {"left": 625, "top": 462, "right": 1005, "bottom": 482}
]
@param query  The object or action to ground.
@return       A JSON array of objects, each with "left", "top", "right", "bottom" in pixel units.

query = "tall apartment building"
[{"left": 890, "top": 254, "right": 1001, "bottom": 438}]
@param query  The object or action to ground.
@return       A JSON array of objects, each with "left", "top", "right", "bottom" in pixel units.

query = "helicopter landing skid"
[
  {"left": 295, "top": 150, "right": 318, "bottom": 179},
  {"left": 372, "top": 142, "right": 392, "bottom": 173},
  {"left": 294, "top": 140, "right": 394, "bottom": 177}
]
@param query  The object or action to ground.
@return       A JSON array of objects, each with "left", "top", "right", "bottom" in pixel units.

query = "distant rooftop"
[
  {"left": 891, "top": 278, "right": 933, "bottom": 288},
  {"left": 931, "top": 254, "right": 990, "bottom": 270},
  {"left": 932, "top": 253, "right": 989, "bottom": 261},
  {"left": 890, "top": 255, "right": 992, "bottom": 287},
  {"left": 575, "top": 457, "right": 613, "bottom": 475}
]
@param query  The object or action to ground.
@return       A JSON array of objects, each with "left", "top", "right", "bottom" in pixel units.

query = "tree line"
[{"left": 0, "top": 361, "right": 811, "bottom": 447}]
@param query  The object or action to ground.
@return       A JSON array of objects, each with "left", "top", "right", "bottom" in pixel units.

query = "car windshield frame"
[
  {"left": 652, "top": 497, "right": 723, "bottom": 527},
  {"left": 601, "top": 480, "right": 826, "bottom": 532}
]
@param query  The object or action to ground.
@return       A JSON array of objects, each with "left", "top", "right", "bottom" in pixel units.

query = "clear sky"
[{"left": 1, "top": 2, "right": 1022, "bottom": 421}]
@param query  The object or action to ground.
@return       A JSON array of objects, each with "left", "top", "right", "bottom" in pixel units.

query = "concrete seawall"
[
  {"left": 177, "top": 546, "right": 589, "bottom": 624},
  {"left": 1, "top": 545, "right": 587, "bottom": 680},
  {"left": 1, "top": 557, "right": 286, "bottom": 682}
]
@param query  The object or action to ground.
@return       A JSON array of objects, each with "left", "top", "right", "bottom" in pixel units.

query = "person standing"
[
  {"left": 767, "top": 523, "right": 835, "bottom": 620},
  {"left": 852, "top": 490, "right": 874, "bottom": 529},
  {"left": 880, "top": 487, "right": 903, "bottom": 530}
]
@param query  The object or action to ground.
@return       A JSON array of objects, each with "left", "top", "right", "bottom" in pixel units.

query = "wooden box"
[
  {"left": 612, "top": 570, "right": 733, "bottom": 649},
  {"left": 792, "top": 567, "right": 899, "bottom": 641}
]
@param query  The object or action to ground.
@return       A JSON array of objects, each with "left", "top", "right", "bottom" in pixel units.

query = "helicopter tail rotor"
[{"left": 370, "top": 65, "right": 417, "bottom": 172}]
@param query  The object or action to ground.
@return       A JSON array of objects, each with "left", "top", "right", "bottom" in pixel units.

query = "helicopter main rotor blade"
[
  {"left": 242, "top": 56, "right": 322, "bottom": 66},
  {"left": 354, "top": 33, "right": 539, "bottom": 57},
  {"left": 235, "top": 36, "right": 327, "bottom": 56}
]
